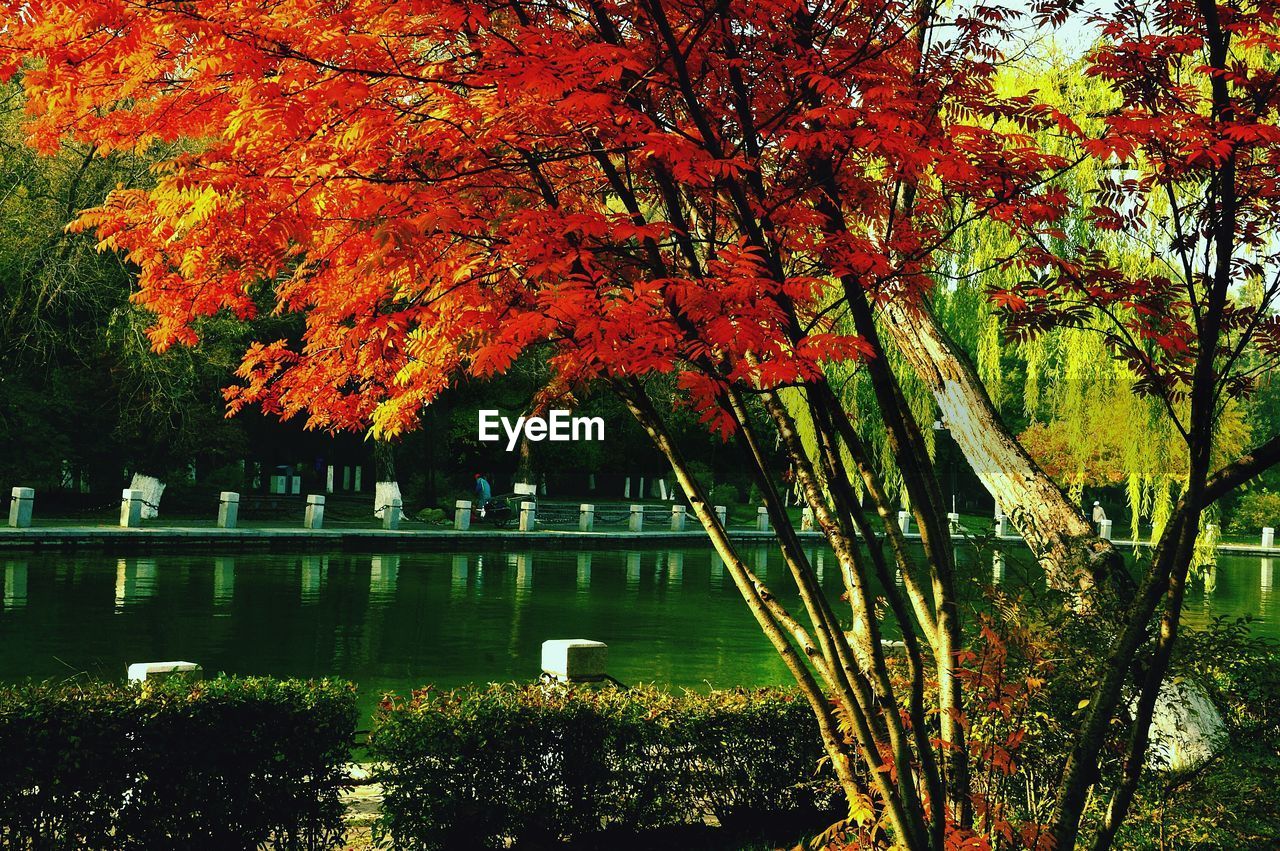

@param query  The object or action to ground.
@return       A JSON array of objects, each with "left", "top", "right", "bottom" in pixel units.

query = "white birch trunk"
[
  {"left": 374, "top": 481, "right": 406, "bottom": 520},
  {"left": 128, "top": 474, "right": 166, "bottom": 520}
]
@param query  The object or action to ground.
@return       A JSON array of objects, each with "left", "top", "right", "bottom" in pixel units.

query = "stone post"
[
  {"left": 127, "top": 661, "right": 202, "bottom": 683},
  {"left": 519, "top": 501, "right": 536, "bottom": 532},
  {"left": 628, "top": 504, "right": 644, "bottom": 532},
  {"left": 454, "top": 500, "right": 471, "bottom": 531},
  {"left": 714, "top": 505, "right": 727, "bottom": 527},
  {"left": 671, "top": 504, "right": 686, "bottom": 532},
  {"left": 8, "top": 487, "right": 34, "bottom": 529},
  {"left": 217, "top": 492, "right": 239, "bottom": 529},
  {"left": 1263, "top": 527, "right": 1275, "bottom": 549},
  {"left": 326, "top": 465, "right": 335, "bottom": 493},
  {"left": 120, "top": 489, "right": 144, "bottom": 528},
  {"left": 756, "top": 506, "right": 769, "bottom": 532},
  {"left": 800, "top": 506, "right": 814, "bottom": 532},
  {"left": 579, "top": 503, "right": 595, "bottom": 532},
  {"left": 898, "top": 510, "right": 911, "bottom": 535},
  {"left": 384, "top": 498, "right": 402, "bottom": 530},
  {"left": 995, "top": 515, "right": 1008, "bottom": 537},
  {"left": 1098, "top": 518, "right": 1113, "bottom": 540},
  {"left": 304, "top": 494, "right": 325, "bottom": 529}
]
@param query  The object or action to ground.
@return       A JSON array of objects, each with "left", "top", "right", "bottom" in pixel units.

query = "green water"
[{"left": 0, "top": 547, "right": 1274, "bottom": 721}]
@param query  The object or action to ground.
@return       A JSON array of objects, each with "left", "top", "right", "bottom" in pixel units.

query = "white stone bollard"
[
  {"left": 947, "top": 512, "right": 961, "bottom": 535},
  {"left": 579, "top": 503, "right": 595, "bottom": 532},
  {"left": 326, "top": 465, "right": 335, "bottom": 493},
  {"left": 353, "top": 466, "right": 362, "bottom": 491},
  {"left": 128, "top": 661, "right": 202, "bottom": 683},
  {"left": 384, "top": 498, "right": 403, "bottom": 530},
  {"left": 8, "top": 487, "right": 34, "bottom": 529},
  {"left": 120, "top": 489, "right": 144, "bottom": 528},
  {"left": 217, "top": 492, "right": 239, "bottom": 529},
  {"left": 714, "top": 505, "right": 727, "bottom": 527},
  {"left": 304, "top": 494, "right": 325, "bottom": 529},
  {"left": 671, "top": 504, "right": 686, "bottom": 532},
  {"left": 995, "top": 515, "right": 1008, "bottom": 537},
  {"left": 1099, "top": 518, "right": 1113, "bottom": 540},
  {"left": 1263, "top": 527, "right": 1275, "bottom": 549},
  {"left": 519, "top": 501, "right": 536, "bottom": 532},
  {"left": 756, "top": 506, "right": 770, "bottom": 532},
  {"left": 628, "top": 504, "right": 644, "bottom": 532},
  {"left": 800, "top": 506, "right": 814, "bottom": 532},
  {"left": 454, "top": 500, "right": 472, "bottom": 531},
  {"left": 541, "top": 639, "right": 608, "bottom": 683},
  {"left": 898, "top": 510, "right": 911, "bottom": 535}
]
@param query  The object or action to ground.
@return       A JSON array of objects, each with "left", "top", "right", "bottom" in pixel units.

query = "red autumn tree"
[
  {"left": 5, "top": 0, "right": 1280, "bottom": 848},
  {"left": 994, "top": 0, "right": 1280, "bottom": 846}
]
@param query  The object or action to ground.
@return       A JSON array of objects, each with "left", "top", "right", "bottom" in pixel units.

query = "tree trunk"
[
  {"left": 128, "top": 472, "right": 165, "bottom": 520},
  {"left": 881, "top": 296, "right": 1123, "bottom": 592},
  {"left": 373, "top": 440, "right": 403, "bottom": 520}
]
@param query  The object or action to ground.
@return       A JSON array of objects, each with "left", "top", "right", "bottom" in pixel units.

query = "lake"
[{"left": 1, "top": 546, "right": 1273, "bottom": 720}]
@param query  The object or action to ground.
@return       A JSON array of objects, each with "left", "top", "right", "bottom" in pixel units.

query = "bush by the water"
[
  {"left": 1227, "top": 489, "right": 1280, "bottom": 532},
  {"left": 0, "top": 676, "right": 357, "bottom": 850},
  {"left": 370, "top": 683, "right": 839, "bottom": 850}
]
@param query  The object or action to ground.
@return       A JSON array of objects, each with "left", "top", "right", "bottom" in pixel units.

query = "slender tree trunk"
[{"left": 881, "top": 296, "right": 1126, "bottom": 594}]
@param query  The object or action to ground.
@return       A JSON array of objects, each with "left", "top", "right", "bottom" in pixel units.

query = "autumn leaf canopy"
[{"left": 1, "top": 0, "right": 1072, "bottom": 437}]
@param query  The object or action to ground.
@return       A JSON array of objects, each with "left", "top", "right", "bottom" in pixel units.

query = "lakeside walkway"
[{"left": 2, "top": 523, "right": 1277, "bottom": 557}]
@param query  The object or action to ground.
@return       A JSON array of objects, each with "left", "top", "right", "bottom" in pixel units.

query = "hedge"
[
  {"left": 0, "top": 676, "right": 358, "bottom": 850},
  {"left": 369, "top": 684, "right": 839, "bottom": 850}
]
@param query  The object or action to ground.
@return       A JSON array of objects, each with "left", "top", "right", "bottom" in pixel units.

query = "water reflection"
[
  {"left": 371, "top": 555, "right": 399, "bottom": 598},
  {"left": 0, "top": 547, "right": 1272, "bottom": 725},
  {"left": 301, "top": 556, "right": 326, "bottom": 603},
  {"left": 213, "top": 557, "right": 235, "bottom": 612},
  {"left": 114, "top": 558, "right": 156, "bottom": 612},
  {"left": 450, "top": 555, "right": 469, "bottom": 599},
  {"left": 1262, "top": 558, "right": 1273, "bottom": 617},
  {"left": 4, "top": 561, "right": 27, "bottom": 610}
]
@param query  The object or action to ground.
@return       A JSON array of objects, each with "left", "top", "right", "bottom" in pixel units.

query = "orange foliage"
[{"left": 0, "top": 0, "right": 1073, "bottom": 438}]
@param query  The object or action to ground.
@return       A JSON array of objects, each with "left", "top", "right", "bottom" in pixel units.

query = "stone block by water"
[
  {"left": 217, "top": 491, "right": 239, "bottom": 529},
  {"left": 120, "top": 489, "right": 143, "bottom": 528},
  {"left": 384, "top": 497, "right": 403, "bottom": 530},
  {"left": 454, "top": 500, "right": 471, "bottom": 531},
  {"left": 127, "top": 661, "right": 203, "bottom": 683},
  {"left": 304, "top": 494, "right": 325, "bottom": 529},
  {"left": 541, "top": 639, "right": 608, "bottom": 683},
  {"left": 670, "top": 504, "right": 686, "bottom": 532},
  {"left": 8, "top": 487, "right": 33, "bottom": 529}
]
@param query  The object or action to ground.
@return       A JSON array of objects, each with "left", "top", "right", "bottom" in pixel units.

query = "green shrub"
[
  {"left": 370, "top": 684, "right": 837, "bottom": 850},
  {"left": 416, "top": 507, "right": 449, "bottom": 525},
  {"left": 707, "top": 483, "right": 740, "bottom": 508},
  {"left": 1227, "top": 489, "right": 1280, "bottom": 532},
  {"left": 0, "top": 677, "right": 357, "bottom": 850}
]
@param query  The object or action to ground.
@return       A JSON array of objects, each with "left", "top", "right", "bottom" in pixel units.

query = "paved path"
[{"left": 1, "top": 523, "right": 1275, "bottom": 557}]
